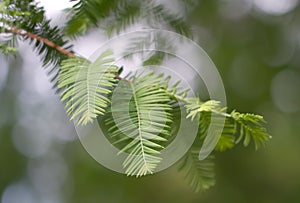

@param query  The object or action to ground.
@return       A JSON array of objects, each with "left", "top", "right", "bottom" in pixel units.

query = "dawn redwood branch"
[
  {"left": 3, "top": 27, "right": 75, "bottom": 57},
  {"left": 1, "top": 26, "right": 131, "bottom": 81}
]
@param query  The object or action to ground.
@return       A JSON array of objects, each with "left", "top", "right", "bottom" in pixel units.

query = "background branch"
[{"left": 2, "top": 27, "right": 75, "bottom": 57}]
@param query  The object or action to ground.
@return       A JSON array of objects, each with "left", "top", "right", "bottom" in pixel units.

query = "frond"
[
  {"left": 146, "top": 2, "right": 192, "bottom": 37},
  {"left": 178, "top": 148, "right": 215, "bottom": 192},
  {"left": 186, "top": 98, "right": 227, "bottom": 121},
  {"left": 106, "top": 72, "right": 173, "bottom": 177},
  {"left": 161, "top": 77, "right": 189, "bottom": 102},
  {"left": 214, "top": 119, "right": 235, "bottom": 152},
  {"left": 65, "top": 0, "right": 120, "bottom": 36},
  {"left": 231, "top": 111, "right": 271, "bottom": 150},
  {"left": 105, "top": 1, "right": 141, "bottom": 37},
  {"left": 65, "top": 0, "right": 192, "bottom": 38},
  {"left": 185, "top": 98, "right": 271, "bottom": 151},
  {"left": 58, "top": 50, "right": 117, "bottom": 125},
  {"left": 121, "top": 33, "right": 174, "bottom": 65}
]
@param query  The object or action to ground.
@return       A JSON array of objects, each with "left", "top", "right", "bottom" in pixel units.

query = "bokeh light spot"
[
  {"left": 254, "top": 0, "right": 298, "bottom": 15},
  {"left": 271, "top": 70, "right": 300, "bottom": 113}
]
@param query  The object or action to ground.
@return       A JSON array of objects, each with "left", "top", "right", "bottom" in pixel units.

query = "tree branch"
[
  {"left": 2, "top": 26, "right": 131, "bottom": 81},
  {"left": 3, "top": 27, "right": 75, "bottom": 57}
]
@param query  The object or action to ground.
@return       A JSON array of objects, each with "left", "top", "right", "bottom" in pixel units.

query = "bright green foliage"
[
  {"left": 57, "top": 61, "right": 269, "bottom": 186},
  {"left": 214, "top": 122, "right": 235, "bottom": 152},
  {"left": 0, "top": 0, "right": 271, "bottom": 193},
  {"left": 185, "top": 98, "right": 271, "bottom": 151},
  {"left": 58, "top": 50, "right": 117, "bottom": 125},
  {"left": 186, "top": 99, "right": 227, "bottom": 121},
  {"left": 231, "top": 111, "right": 271, "bottom": 150},
  {"left": 106, "top": 72, "right": 173, "bottom": 176},
  {"left": 178, "top": 96, "right": 271, "bottom": 191}
]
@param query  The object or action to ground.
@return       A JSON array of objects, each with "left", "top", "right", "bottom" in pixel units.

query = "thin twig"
[
  {"left": 3, "top": 27, "right": 75, "bottom": 57},
  {"left": 2, "top": 27, "right": 132, "bottom": 81}
]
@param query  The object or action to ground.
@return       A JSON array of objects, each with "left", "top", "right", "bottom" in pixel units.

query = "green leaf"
[
  {"left": 65, "top": 0, "right": 120, "bottom": 36},
  {"left": 214, "top": 121, "right": 235, "bottom": 152},
  {"left": 58, "top": 50, "right": 117, "bottom": 125},
  {"left": 231, "top": 111, "right": 272, "bottom": 150},
  {"left": 65, "top": 0, "right": 192, "bottom": 37},
  {"left": 178, "top": 148, "right": 215, "bottom": 192},
  {"left": 184, "top": 97, "right": 271, "bottom": 154},
  {"left": 105, "top": 1, "right": 141, "bottom": 36},
  {"left": 106, "top": 72, "right": 172, "bottom": 177}
]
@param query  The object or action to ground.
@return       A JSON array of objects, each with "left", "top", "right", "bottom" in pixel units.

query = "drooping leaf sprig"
[
  {"left": 0, "top": 0, "right": 271, "bottom": 192},
  {"left": 57, "top": 50, "right": 271, "bottom": 191}
]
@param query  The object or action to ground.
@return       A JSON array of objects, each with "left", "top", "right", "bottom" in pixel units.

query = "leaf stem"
[
  {"left": 129, "top": 81, "right": 152, "bottom": 174},
  {"left": 2, "top": 26, "right": 75, "bottom": 57}
]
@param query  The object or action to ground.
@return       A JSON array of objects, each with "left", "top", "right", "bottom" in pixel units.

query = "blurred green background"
[{"left": 1, "top": 0, "right": 300, "bottom": 202}]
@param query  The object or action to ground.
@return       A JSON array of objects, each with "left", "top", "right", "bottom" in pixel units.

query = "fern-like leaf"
[
  {"left": 185, "top": 98, "right": 271, "bottom": 151},
  {"left": 105, "top": 1, "right": 141, "bottom": 36},
  {"left": 231, "top": 111, "right": 271, "bottom": 150},
  {"left": 178, "top": 148, "right": 215, "bottom": 192},
  {"left": 214, "top": 119, "right": 235, "bottom": 152},
  {"left": 146, "top": 2, "right": 192, "bottom": 37},
  {"left": 65, "top": 0, "right": 120, "bottom": 36},
  {"left": 58, "top": 50, "right": 117, "bottom": 125},
  {"left": 106, "top": 72, "right": 172, "bottom": 177},
  {"left": 65, "top": 0, "right": 192, "bottom": 37}
]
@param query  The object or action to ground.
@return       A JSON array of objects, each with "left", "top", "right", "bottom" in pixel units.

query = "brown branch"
[
  {"left": 4, "top": 27, "right": 75, "bottom": 57},
  {"left": 2, "top": 27, "right": 131, "bottom": 81}
]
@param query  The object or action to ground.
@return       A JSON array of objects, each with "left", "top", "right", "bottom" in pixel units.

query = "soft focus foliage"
[{"left": 1, "top": 0, "right": 299, "bottom": 203}]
